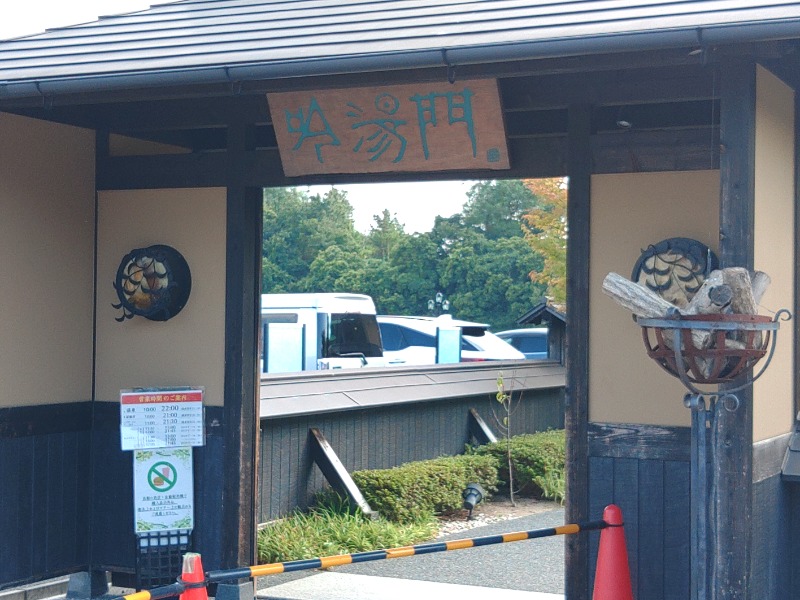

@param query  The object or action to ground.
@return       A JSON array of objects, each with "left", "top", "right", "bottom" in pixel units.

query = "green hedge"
[
  {"left": 351, "top": 454, "right": 500, "bottom": 523},
  {"left": 471, "top": 429, "right": 565, "bottom": 501}
]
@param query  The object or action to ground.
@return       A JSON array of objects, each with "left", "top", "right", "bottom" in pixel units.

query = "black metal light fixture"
[
  {"left": 427, "top": 291, "right": 450, "bottom": 316},
  {"left": 462, "top": 482, "right": 486, "bottom": 520},
  {"left": 112, "top": 244, "right": 192, "bottom": 322}
]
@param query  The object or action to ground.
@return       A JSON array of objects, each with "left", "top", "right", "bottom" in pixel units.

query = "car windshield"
[
  {"left": 517, "top": 335, "right": 547, "bottom": 354},
  {"left": 325, "top": 313, "right": 383, "bottom": 357},
  {"left": 379, "top": 321, "right": 479, "bottom": 351}
]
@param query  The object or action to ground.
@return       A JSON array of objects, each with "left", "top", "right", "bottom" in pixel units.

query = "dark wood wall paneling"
[
  {"left": 88, "top": 404, "right": 227, "bottom": 581},
  {"left": 751, "top": 475, "right": 793, "bottom": 599},
  {"left": 258, "top": 389, "right": 565, "bottom": 523},
  {"left": 587, "top": 423, "right": 691, "bottom": 600},
  {"left": 0, "top": 404, "right": 91, "bottom": 589}
]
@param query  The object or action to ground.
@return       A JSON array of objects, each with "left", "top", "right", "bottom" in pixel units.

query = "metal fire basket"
[{"left": 636, "top": 309, "right": 790, "bottom": 396}]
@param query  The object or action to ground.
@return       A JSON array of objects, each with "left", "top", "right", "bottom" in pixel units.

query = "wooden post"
[
  {"left": 220, "top": 124, "right": 263, "bottom": 574},
  {"left": 565, "top": 103, "right": 592, "bottom": 599},
  {"left": 713, "top": 56, "right": 756, "bottom": 600}
]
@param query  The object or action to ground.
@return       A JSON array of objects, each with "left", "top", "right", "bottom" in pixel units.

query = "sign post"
[{"left": 120, "top": 387, "right": 205, "bottom": 588}]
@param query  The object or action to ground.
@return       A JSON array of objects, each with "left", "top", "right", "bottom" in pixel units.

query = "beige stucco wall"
[
  {"left": 753, "top": 66, "right": 796, "bottom": 442},
  {"left": 95, "top": 188, "right": 227, "bottom": 406},
  {"left": 590, "top": 171, "right": 720, "bottom": 426},
  {"left": 0, "top": 113, "right": 95, "bottom": 408}
]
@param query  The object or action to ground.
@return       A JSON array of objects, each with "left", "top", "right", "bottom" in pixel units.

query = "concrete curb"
[{"left": 0, "top": 577, "right": 70, "bottom": 600}]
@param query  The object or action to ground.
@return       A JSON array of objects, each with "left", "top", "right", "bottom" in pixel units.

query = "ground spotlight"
[{"left": 462, "top": 482, "right": 486, "bottom": 519}]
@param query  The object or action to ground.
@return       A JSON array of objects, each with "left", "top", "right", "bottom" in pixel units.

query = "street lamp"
[{"left": 428, "top": 292, "right": 450, "bottom": 316}]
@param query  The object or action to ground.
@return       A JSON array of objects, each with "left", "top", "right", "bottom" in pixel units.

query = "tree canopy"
[{"left": 261, "top": 179, "right": 563, "bottom": 331}]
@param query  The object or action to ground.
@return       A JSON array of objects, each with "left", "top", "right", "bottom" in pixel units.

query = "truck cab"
[{"left": 261, "top": 293, "right": 385, "bottom": 373}]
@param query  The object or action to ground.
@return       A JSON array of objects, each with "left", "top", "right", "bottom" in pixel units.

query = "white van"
[{"left": 261, "top": 293, "right": 385, "bottom": 372}]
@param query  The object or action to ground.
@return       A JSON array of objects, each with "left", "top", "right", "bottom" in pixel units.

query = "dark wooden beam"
[
  {"left": 14, "top": 67, "right": 714, "bottom": 135},
  {"left": 501, "top": 64, "right": 715, "bottom": 111},
  {"left": 220, "top": 124, "right": 263, "bottom": 569},
  {"left": 7, "top": 94, "right": 270, "bottom": 135},
  {"left": 591, "top": 128, "right": 719, "bottom": 173},
  {"left": 96, "top": 125, "right": 722, "bottom": 190},
  {"left": 565, "top": 102, "right": 592, "bottom": 600},
  {"left": 588, "top": 423, "right": 692, "bottom": 461},
  {"left": 715, "top": 56, "right": 757, "bottom": 600}
]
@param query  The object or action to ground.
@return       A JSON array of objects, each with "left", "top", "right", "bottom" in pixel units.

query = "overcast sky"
[{"left": 3, "top": 2, "right": 477, "bottom": 233}]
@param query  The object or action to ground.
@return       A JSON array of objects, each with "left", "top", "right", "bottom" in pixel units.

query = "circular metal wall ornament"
[
  {"left": 112, "top": 245, "right": 192, "bottom": 322},
  {"left": 631, "top": 237, "right": 718, "bottom": 308}
]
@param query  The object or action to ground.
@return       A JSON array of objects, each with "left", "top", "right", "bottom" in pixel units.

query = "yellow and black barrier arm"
[
  {"left": 111, "top": 517, "right": 610, "bottom": 600},
  {"left": 210, "top": 518, "right": 608, "bottom": 580}
]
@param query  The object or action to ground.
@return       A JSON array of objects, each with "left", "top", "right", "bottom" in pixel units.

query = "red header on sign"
[{"left": 121, "top": 391, "right": 203, "bottom": 404}]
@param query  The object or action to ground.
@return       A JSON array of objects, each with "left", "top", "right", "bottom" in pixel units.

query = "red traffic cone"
[
  {"left": 179, "top": 553, "right": 208, "bottom": 600},
  {"left": 592, "top": 504, "right": 634, "bottom": 600}
]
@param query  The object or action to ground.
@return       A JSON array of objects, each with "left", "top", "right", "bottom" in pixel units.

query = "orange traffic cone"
[
  {"left": 592, "top": 504, "right": 634, "bottom": 600},
  {"left": 178, "top": 553, "right": 208, "bottom": 600}
]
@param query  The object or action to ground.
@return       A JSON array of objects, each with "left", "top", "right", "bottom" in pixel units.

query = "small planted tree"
[{"left": 493, "top": 371, "right": 520, "bottom": 505}]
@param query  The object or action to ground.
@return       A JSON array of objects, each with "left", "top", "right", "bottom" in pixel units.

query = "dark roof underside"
[{"left": 2, "top": 0, "right": 800, "bottom": 99}]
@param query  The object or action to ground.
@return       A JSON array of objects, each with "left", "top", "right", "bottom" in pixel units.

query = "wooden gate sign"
[{"left": 268, "top": 78, "right": 510, "bottom": 176}]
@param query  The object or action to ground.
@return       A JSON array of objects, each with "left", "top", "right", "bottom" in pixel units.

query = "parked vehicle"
[
  {"left": 377, "top": 314, "right": 525, "bottom": 366},
  {"left": 261, "top": 293, "right": 384, "bottom": 372},
  {"left": 496, "top": 328, "right": 549, "bottom": 360}
]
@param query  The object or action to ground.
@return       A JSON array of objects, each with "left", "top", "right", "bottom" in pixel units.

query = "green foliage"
[
  {"left": 440, "top": 236, "right": 545, "bottom": 330},
  {"left": 261, "top": 180, "right": 560, "bottom": 328},
  {"left": 462, "top": 180, "right": 541, "bottom": 239},
  {"left": 262, "top": 186, "right": 365, "bottom": 291},
  {"left": 256, "top": 501, "right": 438, "bottom": 564},
  {"left": 367, "top": 209, "right": 405, "bottom": 261},
  {"left": 256, "top": 430, "right": 566, "bottom": 564},
  {"left": 301, "top": 245, "right": 368, "bottom": 292},
  {"left": 471, "top": 430, "right": 566, "bottom": 502},
  {"left": 352, "top": 454, "right": 500, "bottom": 523}
]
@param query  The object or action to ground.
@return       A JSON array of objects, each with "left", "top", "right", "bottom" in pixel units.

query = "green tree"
[
  {"left": 385, "top": 234, "right": 441, "bottom": 314},
  {"left": 462, "top": 180, "right": 540, "bottom": 240},
  {"left": 301, "top": 245, "right": 368, "bottom": 292},
  {"left": 367, "top": 209, "right": 405, "bottom": 261},
  {"left": 440, "top": 235, "right": 545, "bottom": 330},
  {"left": 262, "top": 186, "right": 364, "bottom": 292}
]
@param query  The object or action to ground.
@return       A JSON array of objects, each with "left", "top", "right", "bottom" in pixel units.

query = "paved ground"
[{"left": 256, "top": 507, "right": 566, "bottom": 600}]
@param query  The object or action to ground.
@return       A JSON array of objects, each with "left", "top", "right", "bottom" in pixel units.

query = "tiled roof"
[{"left": 2, "top": 0, "right": 800, "bottom": 98}]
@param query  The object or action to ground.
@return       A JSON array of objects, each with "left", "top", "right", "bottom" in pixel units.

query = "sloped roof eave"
[{"left": 2, "top": 19, "right": 800, "bottom": 102}]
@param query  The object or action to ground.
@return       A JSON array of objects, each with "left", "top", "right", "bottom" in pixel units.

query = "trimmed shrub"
[
  {"left": 351, "top": 454, "right": 500, "bottom": 523},
  {"left": 472, "top": 429, "right": 565, "bottom": 502}
]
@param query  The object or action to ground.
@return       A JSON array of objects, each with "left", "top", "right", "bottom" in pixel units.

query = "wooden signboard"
[{"left": 268, "top": 79, "right": 509, "bottom": 176}]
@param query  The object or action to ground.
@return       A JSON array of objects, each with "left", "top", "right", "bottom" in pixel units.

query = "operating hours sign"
[
  {"left": 120, "top": 388, "right": 204, "bottom": 451},
  {"left": 133, "top": 447, "right": 194, "bottom": 533}
]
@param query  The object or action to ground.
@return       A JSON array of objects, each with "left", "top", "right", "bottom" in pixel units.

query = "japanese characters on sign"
[
  {"left": 120, "top": 388, "right": 204, "bottom": 451},
  {"left": 268, "top": 79, "right": 510, "bottom": 176}
]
